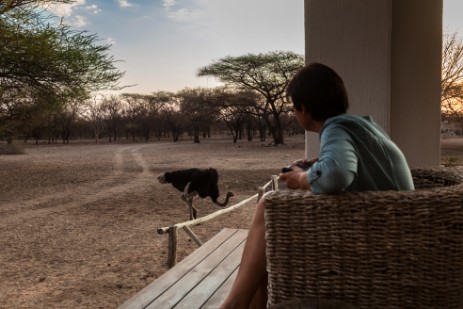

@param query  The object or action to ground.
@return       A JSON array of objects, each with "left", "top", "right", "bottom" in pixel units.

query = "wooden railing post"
[
  {"left": 271, "top": 175, "right": 279, "bottom": 191},
  {"left": 183, "top": 226, "right": 203, "bottom": 246},
  {"left": 167, "top": 226, "right": 178, "bottom": 268},
  {"left": 258, "top": 186, "right": 264, "bottom": 201}
]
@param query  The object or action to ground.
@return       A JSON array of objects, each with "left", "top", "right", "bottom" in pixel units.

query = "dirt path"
[{"left": 1, "top": 145, "right": 154, "bottom": 221}]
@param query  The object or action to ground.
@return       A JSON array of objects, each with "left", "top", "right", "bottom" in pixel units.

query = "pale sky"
[
  {"left": 44, "top": 0, "right": 462, "bottom": 95},
  {"left": 44, "top": 0, "right": 304, "bottom": 94}
]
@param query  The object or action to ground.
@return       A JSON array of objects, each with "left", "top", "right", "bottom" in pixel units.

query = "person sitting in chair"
[{"left": 220, "top": 62, "right": 414, "bottom": 309}]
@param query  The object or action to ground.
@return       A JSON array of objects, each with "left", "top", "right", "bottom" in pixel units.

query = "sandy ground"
[
  {"left": 0, "top": 136, "right": 307, "bottom": 309},
  {"left": 0, "top": 136, "right": 462, "bottom": 309}
]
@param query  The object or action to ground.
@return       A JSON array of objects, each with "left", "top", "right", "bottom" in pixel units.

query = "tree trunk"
[{"left": 192, "top": 126, "right": 200, "bottom": 143}]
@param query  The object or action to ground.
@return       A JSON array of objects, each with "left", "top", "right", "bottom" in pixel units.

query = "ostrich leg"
[
  {"left": 182, "top": 182, "right": 197, "bottom": 220},
  {"left": 187, "top": 198, "right": 197, "bottom": 220}
]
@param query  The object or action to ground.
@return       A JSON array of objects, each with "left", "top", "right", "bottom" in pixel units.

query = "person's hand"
[{"left": 279, "top": 163, "right": 311, "bottom": 190}]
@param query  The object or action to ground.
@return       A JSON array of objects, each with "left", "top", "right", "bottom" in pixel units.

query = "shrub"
[
  {"left": 441, "top": 156, "right": 460, "bottom": 167},
  {"left": 0, "top": 143, "right": 25, "bottom": 155}
]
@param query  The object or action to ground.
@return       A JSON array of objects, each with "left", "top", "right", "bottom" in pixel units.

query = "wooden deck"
[{"left": 117, "top": 228, "right": 248, "bottom": 309}]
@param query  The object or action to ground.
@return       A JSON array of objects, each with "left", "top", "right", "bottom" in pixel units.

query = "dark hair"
[{"left": 286, "top": 62, "right": 349, "bottom": 121}]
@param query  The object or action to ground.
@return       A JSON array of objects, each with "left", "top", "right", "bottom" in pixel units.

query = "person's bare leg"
[
  {"left": 220, "top": 198, "right": 268, "bottom": 309},
  {"left": 249, "top": 273, "right": 268, "bottom": 309}
]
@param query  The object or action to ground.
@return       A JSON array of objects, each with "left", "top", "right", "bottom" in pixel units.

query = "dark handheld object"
[{"left": 281, "top": 162, "right": 311, "bottom": 173}]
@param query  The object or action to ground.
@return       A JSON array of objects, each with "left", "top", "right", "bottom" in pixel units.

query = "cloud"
[
  {"left": 163, "top": 0, "right": 176, "bottom": 8},
  {"left": 162, "top": 0, "right": 202, "bottom": 22},
  {"left": 167, "top": 8, "right": 193, "bottom": 21},
  {"left": 85, "top": 4, "right": 101, "bottom": 14},
  {"left": 44, "top": 0, "right": 86, "bottom": 17},
  {"left": 43, "top": 0, "right": 102, "bottom": 28},
  {"left": 105, "top": 37, "right": 117, "bottom": 45},
  {"left": 69, "top": 15, "right": 88, "bottom": 27},
  {"left": 116, "top": 0, "right": 133, "bottom": 8}
]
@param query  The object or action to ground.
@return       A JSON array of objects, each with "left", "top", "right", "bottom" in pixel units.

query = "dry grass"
[{"left": 0, "top": 136, "right": 305, "bottom": 308}]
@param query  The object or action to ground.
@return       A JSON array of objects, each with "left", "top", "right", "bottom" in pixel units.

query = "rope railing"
[{"left": 158, "top": 175, "right": 279, "bottom": 267}]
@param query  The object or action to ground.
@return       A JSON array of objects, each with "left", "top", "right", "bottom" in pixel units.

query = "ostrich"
[{"left": 157, "top": 168, "right": 234, "bottom": 219}]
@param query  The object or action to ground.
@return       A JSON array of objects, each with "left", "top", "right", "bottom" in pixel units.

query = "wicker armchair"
[{"left": 264, "top": 168, "right": 463, "bottom": 309}]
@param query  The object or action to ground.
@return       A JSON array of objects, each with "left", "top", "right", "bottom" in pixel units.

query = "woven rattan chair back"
[{"left": 265, "top": 168, "right": 463, "bottom": 309}]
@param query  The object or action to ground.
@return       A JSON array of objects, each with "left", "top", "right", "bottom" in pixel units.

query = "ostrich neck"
[{"left": 214, "top": 194, "right": 231, "bottom": 207}]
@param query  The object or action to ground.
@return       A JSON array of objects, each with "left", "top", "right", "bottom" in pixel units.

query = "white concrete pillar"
[{"left": 304, "top": 0, "right": 442, "bottom": 167}]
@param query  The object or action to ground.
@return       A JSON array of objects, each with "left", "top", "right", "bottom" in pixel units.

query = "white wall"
[{"left": 304, "top": 0, "right": 442, "bottom": 167}]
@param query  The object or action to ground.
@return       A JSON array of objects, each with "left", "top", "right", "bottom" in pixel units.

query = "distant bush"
[
  {"left": 441, "top": 156, "right": 460, "bottom": 167},
  {"left": 0, "top": 143, "right": 25, "bottom": 155}
]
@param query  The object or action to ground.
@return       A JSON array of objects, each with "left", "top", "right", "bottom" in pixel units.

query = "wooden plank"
[
  {"left": 117, "top": 228, "right": 244, "bottom": 309},
  {"left": 174, "top": 241, "right": 245, "bottom": 308},
  {"left": 145, "top": 229, "right": 248, "bottom": 309},
  {"left": 201, "top": 268, "right": 239, "bottom": 308}
]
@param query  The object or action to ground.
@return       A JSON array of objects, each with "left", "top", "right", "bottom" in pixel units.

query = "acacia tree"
[
  {"left": 0, "top": 0, "right": 74, "bottom": 14},
  {"left": 120, "top": 92, "right": 171, "bottom": 142},
  {"left": 0, "top": 0, "right": 75, "bottom": 14},
  {"left": 177, "top": 88, "right": 220, "bottom": 143},
  {"left": 198, "top": 51, "right": 304, "bottom": 145},
  {"left": 215, "top": 88, "right": 258, "bottom": 143},
  {"left": 100, "top": 95, "right": 124, "bottom": 142},
  {"left": 160, "top": 109, "right": 183, "bottom": 142},
  {"left": 54, "top": 89, "right": 88, "bottom": 143},
  {"left": 148, "top": 91, "right": 177, "bottom": 141},
  {"left": 442, "top": 32, "right": 463, "bottom": 129},
  {"left": 0, "top": 1, "right": 124, "bottom": 143},
  {"left": 82, "top": 95, "right": 104, "bottom": 143}
]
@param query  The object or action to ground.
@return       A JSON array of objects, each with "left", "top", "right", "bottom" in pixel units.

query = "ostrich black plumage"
[{"left": 157, "top": 168, "right": 234, "bottom": 219}]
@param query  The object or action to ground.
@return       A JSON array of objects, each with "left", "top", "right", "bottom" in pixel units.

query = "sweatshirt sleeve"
[{"left": 308, "top": 125, "right": 357, "bottom": 194}]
